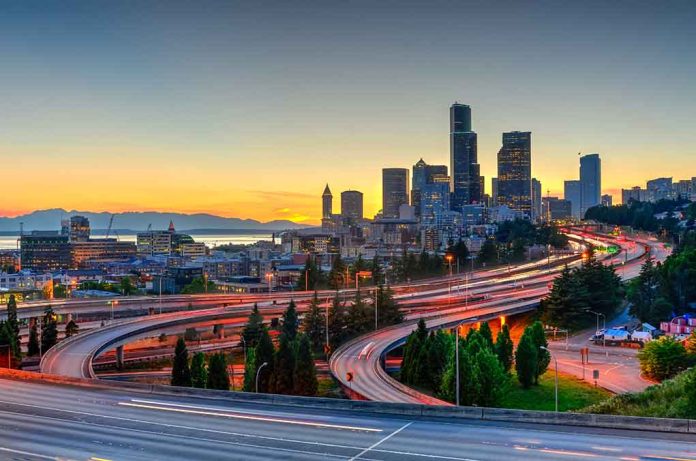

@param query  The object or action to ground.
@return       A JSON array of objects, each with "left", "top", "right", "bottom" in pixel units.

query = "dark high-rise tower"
[
  {"left": 340, "top": 190, "right": 363, "bottom": 222},
  {"left": 322, "top": 184, "right": 333, "bottom": 219},
  {"left": 382, "top": 168, "right": 409, "bottom": 218},
  {"left": 450, "top": 103, "right": 481, "bottom": 211},
  {"left": 579, "top": 153, "right": 601, "bottom": 216},
  {"left": 497, "top": 131, "right": 532, "bottom": 216}
]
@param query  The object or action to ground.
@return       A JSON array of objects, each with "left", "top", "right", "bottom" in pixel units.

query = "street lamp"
[
  {"left": 240, "top": 335, "right": 247, "bottom": 364},
  {"left": 255, "top": 362, "right": 268, "bottom": 393},
  {"left": 540, "top": 346, "right": 558, "bottom": 412},
  {"left": 445, "top": 254, "right": 453, "bottom": 304},
  {"left": 586, "top": 310, "right": 606, "bottom": 351},
  {"left": 110, "top": 300, "right": 118, "bottom": 321}
]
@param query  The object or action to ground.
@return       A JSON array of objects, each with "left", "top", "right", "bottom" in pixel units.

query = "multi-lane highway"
[
  {"left": 330, "top": 232, "right": 668, "bottom": 403},
  {"left": 0, "top": 378, "right": 694, "bottom": 461}
]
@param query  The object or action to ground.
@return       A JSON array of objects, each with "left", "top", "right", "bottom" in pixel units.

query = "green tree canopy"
[
  {"left": 171, "top": 337, "right": 192, "bottom": 387},
  {"left": 293, "top": 334, "right": 318, "bottom": 396},
  {"left": 206, "top": 352, "right": 230, "bottom": 390}
]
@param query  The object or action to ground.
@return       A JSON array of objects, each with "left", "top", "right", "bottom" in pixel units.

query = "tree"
[
  {"left": 495, "top": 324, "right": 514, "bottom": 373},
  {"left": 400, "top": 319, "right": 428, "bottom": 385},
  {"left": 281, "top": 299, "right": 299, "bottom": 341},
  {"left": 27, "top": 320, "right": 40, "bottom": 356},
  {"left": 302, "top": 292, "right": 325, "bottom": 353},
  {"left": 638, "top": 336, "right": 688, "bottom": 381},
  {"left": 242, "top": 348, "right": 257, "bottom": 392},
  {"left": 541, "top": 266, "right": 591, "bottom": 329},
  {"left": 120, "top": 277, "right": 136, "bottom": 295},
  {"left": 328, "top": 254, "right": 347, "bottom": 289},
  {"left": 478, "top": 322, "right": 494, "bottom": 350},
  {"left": 687, "top": 331, "right": 696, "bottom": 356},
  {"left": 41, "top": 307, "right": 58, "bottom": 352},
  {"left": 64, "top": 320, "right": 79, "bottom": 338},
  {"left": 273, "top": 334, "right": 295, "bottom": 394},
  {"left": 447, "top": 240, "right": 470, "bottom": 265},
  {"left": 476, "top": 239, "right": 498, "bottom": 266},
  {"left": 515, "top": 332, "right": 538, "bottom": 389},
  {"left": 190, "top": 352, "right": 208, "bottom": 389},
  {"left": 6, "top": 295, "right": 19, "bottom": 352},
  {"left": 376, "top": 285, "right": 403, "bottom": 328},
  {"left": 440, "top": 343, "right": 479, "bottom": 406},
  {"left": 242, "top": 303, "right": 264, "bottom": 347},
  {"left": 0, "top": 321, "right": 19, "bottom": 363},
  {"left": 529, "top": 322, "right": 550, "bottom": 384},
  {"left": 293, "top": 334, "right": 318, "bottom": 396},
  {"left": 347, "top": 289, "right": 371, "bottom": 337},
  {"left": 253, "top": 327, "right": 275, "bottom": 393},
  {"left": 181, "top": 277, "right": 216, "bottom": 294},
  {"left": 474, "top": 347, "right": 508, "bottom": 407},
  {"left": 297, "top": 256, "right": 322, "bottom": 291},
  {"left": 171, "top": 337, "right": 192, "bottom": 387},
  {"left": 206, "top": 353, "right": 230, "bottom": 390},
  {"left": 370, "top": 255, "right": 383, "bottom": 285},
  {"left": 327, "top": 294, "right": 349, "bottom": 349}
]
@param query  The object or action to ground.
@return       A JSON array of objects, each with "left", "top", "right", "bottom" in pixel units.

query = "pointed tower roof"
[
  {"left": 415, "top": 158, "right": 427, "bottom": 167},
  {"left": 168, "top": 220, "right": 176, "bottom": 233},
  {"left": 322, "top": 183, "right": 332, "bottom": 196}
]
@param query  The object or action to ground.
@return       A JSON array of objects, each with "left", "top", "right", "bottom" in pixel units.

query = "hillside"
[{"left": 582, "top": 367, "right": 696, "bottom": 419}]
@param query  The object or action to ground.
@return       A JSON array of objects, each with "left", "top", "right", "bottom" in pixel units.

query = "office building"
[
  {"left": 341, "top": 190, "right": 364, "bottom": 222},
  {"left": 564, "top": 180, "right": 582, "bottom": 218},
  {"left": 491, "top": 178, "right": 498, "bottom": 206},
  {"left": 543, "top": 197, "right": 573, "bottom": 221},
  {"left": 20, "top": 232, "right": 72, "bottom": 271},
  {"left": 382, "top": 168, "right": 409, "bottom": 218},
  {"left": 411, "top": 159, "right": 447, "bottom": 215},
  {"left": 532, "top": 178, "right": 542, "bottom": 222},
  {"left": 420, "top": 180, "right": 451, "bottom": 225},
  {"left": 497, "top": 131, "right": 532, "bottom": 216},
  {"left": 646, "top": 177, "right": 673, "bottom": 202},
  {"left": 622, "top": 187, "right": 647, "bottom": 204},
  {"left": 450, "top": 103, "right": 481, "bottom": 211},
  {"left": 579, "top": 154, "right": 602, "bottom": 216},
  {"left": 62, "top": 215, "right": 91, "bottom": 242},
  {"left": 601, "top": 194, "right": 613, "bottom": 207}
]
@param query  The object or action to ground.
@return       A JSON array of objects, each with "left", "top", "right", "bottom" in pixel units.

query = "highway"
[
  {"left": 330, "top": 232, "right": 668, "bottom": 403},
  {"left": 0, "top": 378, "right": 694, "bottom": 461}
]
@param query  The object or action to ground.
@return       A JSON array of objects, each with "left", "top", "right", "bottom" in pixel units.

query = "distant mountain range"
[{"left": 0, "top": 209, "right": 309, "bottom": 233}]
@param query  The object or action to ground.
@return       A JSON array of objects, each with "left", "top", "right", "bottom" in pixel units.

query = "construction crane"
[{"left": 105, "top": 214, "right": 115, "bottom": 239}]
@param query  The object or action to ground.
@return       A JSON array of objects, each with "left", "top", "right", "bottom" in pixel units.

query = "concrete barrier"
[{"left": 1, "top": 368, "right": 694, "bottom": 436}]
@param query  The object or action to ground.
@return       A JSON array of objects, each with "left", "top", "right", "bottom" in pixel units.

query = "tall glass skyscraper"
[
  {"left": 497, "top": 131, "right": 532, "bottom": 216},
  {"left": 579, "top": 153, "right": 601, "bottom": 216},
  {"left": 382, "top": 168, "right": 410, "bottom": 218},
  {"left": 450, "top": 103, "right": 481, "bottom": 211},
  {"left": 564, "top": 180, "right": 582, "bottom": 218}
]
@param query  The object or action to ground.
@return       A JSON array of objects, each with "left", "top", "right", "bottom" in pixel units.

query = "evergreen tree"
[
  {"left": 541, "top": 266, "right": 591, "bottom": 329},
  {"left": 242, "top": 348, "right": 257, "bottom": 392},
  {"left": 27, "top": 320, "right": 40, "bottom": 356},
  {"left": 347, "top": 289, "right": 371, "bottom": 337},
  {"left": 328, "top": 254, "right": 347, "bottom": 289},
  {"left": 273, "top": 334, "right": 295, "bottom": 394},
  {"left": 0, "top": 321, "right": 19, "bottom": 363},
  {"left": 478, "top": 322, "right": 494, "bottom": 350},
  {"left": 327, "top": 294, "right": 349, "bottom": 350},
  {"left": 190, "top": 352, "right": 208, "bottom": 388},
  {"left": 376, "top": 285, "right": 403, "bottom": 328},
  {"left": 687, "top": 331, "right": 696, "bottom": 356},
  {"left": 515, "top": 332, "right": 538, "bottom": 389},
  {"left": 476, "top": 239, "right": 499, "bottom": 266},
  {"left": 281, "top": 299, "right": 299, "bottom": 341},
  {"left": 171, "top": 337, "right": 192, "bottom": 387},
  {"left": 350, "top": 254, "right": 369, "bottom": 278},
  {"left": 6, "top": 295, "right": 19, "bottom": 353},
  {"left": 242, "top": 303, "right": 264, "bottom": 347},
  {"left": 206, "top": 353, "right": 230, "bottom": 390},
  {"left": 41, "top": 307, "right": 58, "bottom": 352},
  {"left": 302, "top": 291, "right": 325, "bottom": 353},
  {"left": 495, "top": 324, "right": 514, "bottom": 373},
  {"left": 254, "top": 327, "right": 275, "bottom": 393},
  {"left": 293, "top": 334, "right": 318, "bottom": 396},
  {"left": 425, "top": 331, "right": 450, "bottom": 390},
  {"left": 440, "top": 343, "right": 479, "bottom": 406},
  {"left": 370, "top": 255, "right": 383, "bottom": 285},
  {"left": 529, "top": 322, "right": 550, "bottom": 383},
  {"left": 64, "top": 319, "right": 79, "bottom": 338},
  {"left": 297, "top": 256, "right": 322, "bottom": 290},
  {"left": 447, "top": 240, "right": 470, "bottom": 265},
  {"left": 474, "top": 347, "right": 508, "bottom": 407},
  {"left": 628, "top": 259, "right": 672, "bottom": 325}
]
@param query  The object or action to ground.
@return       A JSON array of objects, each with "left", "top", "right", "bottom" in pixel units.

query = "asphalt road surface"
[{"left": 0, "top": 379, "right": 694, "bottom": 461}]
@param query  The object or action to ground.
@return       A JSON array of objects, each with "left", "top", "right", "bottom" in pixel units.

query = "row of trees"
[
  {"left": 541, "top": 251, "right": 623, "bottom": 329},
  {"left": 171, "top": 338, "right": 231, "bottom": 390},
  {"left": 637, "top": 333, "right": 696, "bottom": 381},
  {"left": 400, "top": 320, "right": 550, "bottom": 407},
  {"left": 242, "top": 301, "right": 319, "bottom": 396},
  {"left": 585, "top": 199, "right": 694, "bottom": 235}
]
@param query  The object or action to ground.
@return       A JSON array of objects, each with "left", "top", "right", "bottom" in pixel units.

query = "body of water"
[{"left": 0, "top": 232, "right": 274, "bottom": 250}]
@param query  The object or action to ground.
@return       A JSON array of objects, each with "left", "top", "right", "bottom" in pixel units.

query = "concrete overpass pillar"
[{"left": 116, "top": 345, "right": 124, "bottom": 369}]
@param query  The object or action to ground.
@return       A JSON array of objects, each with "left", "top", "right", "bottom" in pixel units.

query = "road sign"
[
  {"left": 593, "top": 369, "right": 600, "bottom": 380},
  {"left": 346, "top": 372, "right": 354, "bottom": 382}
]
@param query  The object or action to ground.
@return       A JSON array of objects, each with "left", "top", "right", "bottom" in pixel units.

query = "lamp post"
[
  {"left": 240, "top": 335, "right": 247, "bottom": 364},
  {"left": 540, "top": 346, "right": 558, "bottom": 412},
  {"left": 587, "top": 309, "right": 606, "bottom": 350},
  {"left": 255, "top": 362, "right": 268, "bottom": 393},
  {"left": 445, "top": 255, "right": 453, "bottom": 304},
  {"left": 110, "top": 300, "right": 118, "bottom": 321},
  {"left": 374, "top": 286, "right": 380, "bottom": 330}
]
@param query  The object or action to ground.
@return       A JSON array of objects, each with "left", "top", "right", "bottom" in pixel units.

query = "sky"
[{"left": 0, "top": 1, "right": 695, "bottom": 224}]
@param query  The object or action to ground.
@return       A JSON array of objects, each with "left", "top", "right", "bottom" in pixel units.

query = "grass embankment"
[
  {"left": 582, "top": 367, "right": 696, "bottom": 419},
  {"left": 498, "top": 371, "right": 611, "bottom": 412}
]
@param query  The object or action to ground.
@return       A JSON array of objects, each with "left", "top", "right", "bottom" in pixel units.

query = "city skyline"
[{"left": 1, "top": 1, "right": 695, "bottom": 223}]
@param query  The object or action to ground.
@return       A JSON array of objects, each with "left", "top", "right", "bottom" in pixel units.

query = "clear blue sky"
[{"left": 1, "top": 1, "right": 694, "bottom": 222}]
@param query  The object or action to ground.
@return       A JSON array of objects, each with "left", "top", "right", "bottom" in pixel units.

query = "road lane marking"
[
  {"left": 349, "top": 422, "right": 414, "bottom": 461},
  {"left": 0, "top": 446, "right": 59, "bottom": 460},
  {"left": 121, "top": 399, "right": 382, "bottom": 432}
]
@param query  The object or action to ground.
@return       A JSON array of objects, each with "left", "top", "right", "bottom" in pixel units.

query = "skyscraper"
[
  {"left": 564, "top": 180, "right": 582, "bottom": 218},
  {"left": 340, "top": 190, "right": 363, "bottom": 222},
  {"left": 450, "top": 103, "right": 481, "bottom": 211},
  {"left": 322, "top": 184, "right": 333, "bottom": 219},
  {"left": 532, "top": 178, "right": 542, "bottom": 222},
  {"left": 382, "top": 168, "right": 409, "bottom": 218},
  {"left": 411, "top": 159, "right": 447, "bottom": 216},
  {"left": 496, "top": 131, "right": 532, "bottom": 216},
  {"left": 579, "top": 153, "right": 601, "bottom": 216}
]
